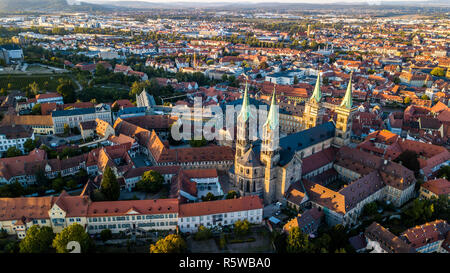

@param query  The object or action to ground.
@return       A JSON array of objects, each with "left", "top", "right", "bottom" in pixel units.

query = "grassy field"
[
  {"left": 77, "top": 85, "right": 130, "bottom": 103},
  {"left": 0, "top": 74, "right": 71, "bottom": 91}
]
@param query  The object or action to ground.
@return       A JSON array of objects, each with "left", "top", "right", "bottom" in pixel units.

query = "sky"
[{"left": 86, "top": 0, "right": 425, "bottom": 3}]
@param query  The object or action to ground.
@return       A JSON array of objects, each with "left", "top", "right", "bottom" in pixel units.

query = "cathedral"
[{"left": 232, "top": 73, "right": 356, "bottom": 204}]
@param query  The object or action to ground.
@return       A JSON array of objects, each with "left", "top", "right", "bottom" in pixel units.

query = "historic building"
[
  {"left": 231, "top": 74, "right": 356, "bottom": 204},
  {"left": 302, "top": 73, "right": 325, "bottom": 130}
]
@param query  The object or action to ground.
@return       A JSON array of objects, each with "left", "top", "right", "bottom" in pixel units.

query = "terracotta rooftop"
[
  {"left": 87, "top": 198, "right": 179, "bottom": 217},
  {"left": 179, "top": 196, "right": 263, "bottom": 217},
  {"left": 421, "top": 178, "right": 450, "bottom": 196},
  {"left": 365, "top": 222, "right": 415, "bottom": 253},
  {"left": 400, "top": 220, "right": 449, "bottom": 249}
]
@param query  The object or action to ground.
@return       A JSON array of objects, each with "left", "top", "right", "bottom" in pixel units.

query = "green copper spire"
[
  {"left": 310, "top": 73, "right": 322, "bottom": 103},
  {"left": 340, "top": 73, "right": 353, "bottom": 109},
  {"left": 264, "top": 84, "right": 279, "bottom": 130},
  {"left": 239, "top": 77, "right": 251, "bottom": 122}
]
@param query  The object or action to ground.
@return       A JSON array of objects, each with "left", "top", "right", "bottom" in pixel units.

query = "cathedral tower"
[
  {"left": 333, "top": 73, "right": 356, "bottom": 148},
  {"left": 234, "top": 78, "right": 265, "bottom": 199},
  {"left": 236, "top": 78, "right": 252, "bottom": 160},
  {"left": 302, "top": 73, "right": 325, "bottom": 129},
  {"left": 261, "top": 86, "right": 280, "bottom": 204}
]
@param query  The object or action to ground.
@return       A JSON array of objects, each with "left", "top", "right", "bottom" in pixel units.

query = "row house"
[
  {"left": 36, "top": 93, "right": 63, "bottom": 105},
  {"left": 0, "top": 191, "right": 263, "bottom": 239},
  {"left": 178, "top": 196, "right": 263, "bottom": 233}
]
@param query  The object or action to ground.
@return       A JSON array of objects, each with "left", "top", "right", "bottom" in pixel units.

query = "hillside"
[{"left": 0, "top": 0, "right": 108, "bottom": 12}]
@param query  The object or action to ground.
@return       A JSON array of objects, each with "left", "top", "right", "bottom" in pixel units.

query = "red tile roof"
[
  {"left": 179, "top": 196, "right": 263, "bottom": 217},
  {"left": 400, "top": 220, "right": 449, "bottom": 249},
  {"left": 87, "top": 198, "right": 179, "bottom": 217},
  {"left": 421, "top": 178, "right": 450, "bottom": 196}
]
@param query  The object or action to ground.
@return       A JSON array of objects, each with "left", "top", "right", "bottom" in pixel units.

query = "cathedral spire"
[
  {"left": 340, "top": 72, "right": 353, "bottom": 109},
  {"left": 310, "top": 72, "right": 322, "bottom": 103},
  {"left": 239, "top": 76, "right": 251, "bottom": 122},
  {"left": 265, "top": 84, "right": 278, "bottom": 130}
]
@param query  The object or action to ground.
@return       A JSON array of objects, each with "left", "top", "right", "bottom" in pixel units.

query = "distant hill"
[
  {"left": 87, "top": 0, "right": 450, "bottom": 10},
  {"left": 0, "top": 0, "right": 110, "bottom": 12},
  {"left": 0, "top": 0, "right": 448, "bottom": 13}
]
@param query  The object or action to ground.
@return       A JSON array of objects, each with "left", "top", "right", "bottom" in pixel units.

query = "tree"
[
  {"left": 35, "top": 168, "right": 49, "bottom": 187},
  {"left": 76, "top": 168, "right": 88, "bottom": 184},
  {"left": 361, "top": 202, "right": 378, "bottom": 218},
  {"left": 437, "top": 165, "right": 450, "bottom": 179},
  {"left": 219, "top": 234, "right": 227, "bottom": 249},
  {"left": 0, "top": 88, "right": 7, "bottom": 96},
  {"left": 258, "top": 61, "right": 268, "bottom": 69},
  {"left": 19, "top": 225, "right": 55, "bottom": 253},
  {"left": 4, "top": 240, "right": 19, "bottom": 253},
  {"left": 394, "top": 150, "right": 420, "bottom": 176},
  {"left": 150, "top": 234, "right": 187, "bottom": 253},
  {"left": 189, "top": 136, "right": 207, "bottom": 147},
  {"left": 23, "top": 139, "right": 38, "bottom": 153},
  {"left": 52, "top": 223, "right": 92, "bottom": 253},
  {"left": 311, "top": 233, "right": 331, "bottom": 253},
  {"left": 66, "top": 179, "right": 78, "bottom": 189},
  {"left": 234, "top": 219, "right": 250, "bottom": 237},
  {"left": 100, "top": 166, "right": 120, "bottom": 201},
  {"left": 327, "top": 224, "right": 350, "bottom": 252},
  {"left": 430, "top": 67, "right": 445, "bottom": 77},
  {"left": 293, "top": 75, "right": 299, "bottom": 84},
  {"left": 402, "top": 198, "right": 435, "bottom": 226},
  {"left": 31, "top": 103, "right": 41, "bottom": 115},
  {"left": 56, "top": 79, "right": 76, "bottom": 103},
  {"left": 52, "top": 177, "right": 66, "bottom": 192},
  {"left": 100, "top": 229, "right": 112, "bottom": 242},
  {"left": 403, "top": 97, "right": 411, "bottom": 104},
  {"left": 0, "top": 182, "right": 25, "bottom": 198},
  {"left": 226, "top": 190, "right": 238, "bottom": 199},
  {"left": 129, "top": 80, "right": 149, "bottom": 98},
  {"left": 5, "top": 146, "right": 22, "bottom": 157},
  {"left": 221, "top": 74, "right": 228, "bottom": 82},
  {"left": 91, "top": 189, "right": 107, "bottom": 202},
  {"left": 194, "top": 225, "right": 212, "bottom": 241},
  {"left": 201, "top": 192, "right": 217, "bottom": 202},
  {"left": 95, "top": 63, "right": 108, "bottom": 77},
  {"left": 286, "top": 227, "right": 311, "bottom": 253},
  {"left": 136, "top": 170, "right": 164, "bottom": 193},
  {"left": 421, "top": 94, "right": 430, "bottom": 100},
  {"left": 63, "top": 124, "right": 70, "bottom": 136}
]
